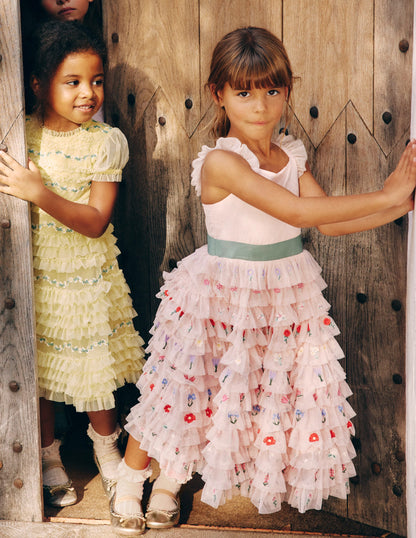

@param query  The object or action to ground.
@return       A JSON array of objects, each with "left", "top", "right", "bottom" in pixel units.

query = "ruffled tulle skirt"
[
  {"left": 125, "top": 244, "right": 356, "bottom": 514},
  {"left": 33, "top": 220, "right": 145, "bottom": 412}
]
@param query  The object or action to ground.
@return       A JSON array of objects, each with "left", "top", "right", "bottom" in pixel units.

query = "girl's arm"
[
  {"left": 299, "top": 164, "right": 414, "bottom": 236},
  {"left": 201, "top": 140, "right": 416, "bottom": 228},
  {"left": 0, "top": 151, "right": 117, "bottom": 238}
]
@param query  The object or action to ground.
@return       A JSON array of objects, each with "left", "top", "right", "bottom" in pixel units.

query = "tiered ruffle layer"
[
  {"left": 33, "top": 220, "right": 145, "bottom": 412},
  {"left": 125, "top": 245, "right": 356, "bottom": 514}
]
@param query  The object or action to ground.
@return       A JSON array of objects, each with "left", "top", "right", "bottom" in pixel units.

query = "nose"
[
  {"left": 253, "top": 94, "right": 267, "bottom": 112},
  {"left": 57, "top": 0, "right": 70, "bottom": 5},
  {"left": 79, "top": 82, "right": 95, "bottom": 98}
]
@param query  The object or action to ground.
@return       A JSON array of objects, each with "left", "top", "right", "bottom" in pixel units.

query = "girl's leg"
[
  {"left": 110, "top": 436, "right": 151, "bottom": 535},
  {"left": 40, "top": 397, "right": 77, "bottom": 507},
  {"left": 87, "top": 408, "right": 122, "bottom": 498}
]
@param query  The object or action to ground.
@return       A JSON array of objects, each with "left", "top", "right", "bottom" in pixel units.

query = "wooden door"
[
  {"left": 0, "top": 0, "right": 42, "bottom": 523},
  {"left": 103, "top": 1, "right": 412, "bottom": 534}
]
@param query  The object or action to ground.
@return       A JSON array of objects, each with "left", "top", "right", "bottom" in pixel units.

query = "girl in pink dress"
[{"left": 109, "top": 26, "right": 416, "bottom": 536}]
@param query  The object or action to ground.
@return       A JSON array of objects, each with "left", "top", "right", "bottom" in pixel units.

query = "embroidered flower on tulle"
[
  {"left": 150, "top": 383, "right": 155, "bottom": 391},
  {"left": 205, "top": 408, "right": 213, "bottom": 417},
  {"left": 309, "top": 433, "right": 319, "bottom": 442},
  {"left": 295, "top": 409, "right": 304, "bottom": 421},
  {"left": 330, "top": 429, "right": 336, "bottom": 438},
  {"left": 263, "top": 436, "right": 276, "bottom": 446},
  {"left": 164, "top": 405, "right": 171, "bottom": 413},
  {"left": 347, "top": 420, "right": 353, "bottom": 428},
  {"left": 324, "top": 317, "right": 331, "bottom": 325},
  {"left": 184, "top": 413, "right": 196, "bottom": 423}
]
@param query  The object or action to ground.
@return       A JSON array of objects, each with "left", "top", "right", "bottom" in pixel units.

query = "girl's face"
[
  {"left": 41, "top": 0, "right": 93, "bottom": 21},
  {"left": 214, "top": 82, "right": 288, "bottom": 142},
  {"left": 39, "top": 51, "right": 104, "bottom": 131}
]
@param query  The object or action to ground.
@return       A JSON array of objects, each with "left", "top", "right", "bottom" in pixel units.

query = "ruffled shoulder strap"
[
  {"left": 91, "top": 123, "right": 129, "bottom": 182},
  {"left": 191, "top": 137, "right": 259, "bottom": 196},
  {"left": 278, "top": 134, "right": 308, "bottom": 178}
]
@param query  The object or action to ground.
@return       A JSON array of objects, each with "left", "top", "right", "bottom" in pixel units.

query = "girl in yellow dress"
[{"left": 0, "top": 20, "right": 145, "bottom": 507}]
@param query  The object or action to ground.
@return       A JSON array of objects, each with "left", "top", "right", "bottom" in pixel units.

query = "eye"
[
  {"left": 237, "top": 91, "right": 250, "bottom": 97},
  {"left": 67, "top": 80, "right": 79, "bottom": 86},
  {"left": 93, "top": 79, "right": 104, "bottom": 87},
  {"left": 268, "top": 89, "right": 281, "bottom": 96}
]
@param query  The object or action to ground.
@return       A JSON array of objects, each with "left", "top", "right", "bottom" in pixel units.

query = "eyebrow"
[{"left": 61, "top": 72, "right": 105, "bottom": 78}]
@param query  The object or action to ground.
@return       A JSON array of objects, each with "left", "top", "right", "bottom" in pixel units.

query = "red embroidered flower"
[
  {"left": 179, "top": 311, "right": 184, "bottom": 317},
  {"left": 323, "top": 317, "right": 331, "bottom": 325},
  {"left": 150, "top": 383, "right": 155, "bottom": 391},
  {"left": 164, "top": 405, "right": 171, "bottom": 413},
  {"left": 347, "top": 421, "right": 353, "bottom": 428},
  {"left": 221, "top": 322, "right": 227, "bottom": 331},
  {"left": 184, "top": 413, "right": 196, "bottom": 423},
  {"left": 209, "top": 319, "right": 215, "bottom": 327},
  {"left": 284, "top": 329, "right": 291, "bottom": 337},
  {"left": 205, "top": 408, "right": 213, "bottom": 418},
  {"left": 184, "top": 374, "right": 195, "bottom": 382},
  {"left": 309, "top": 433, "right": 319, "bottom": 442},
  {"left": 176, "top": 306, "right": 181, "bottom": 312},
  {"left": 164, "top": 290, "right": 169, "bottom": 296},
  {"left": 263, "top": 436, "right": 276, "bottom": 446},
  {"left": 330, "top": 430, "right": 336, "bottom": 438},
  {"left": 296, "top": 325, "right": 301, "bottom": 333}
]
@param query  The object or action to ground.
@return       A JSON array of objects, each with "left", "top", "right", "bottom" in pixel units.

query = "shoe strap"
[{"left": 150, "top": 488, "right": 178, "bottom": 501}]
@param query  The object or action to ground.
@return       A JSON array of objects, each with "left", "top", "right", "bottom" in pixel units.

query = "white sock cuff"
[
  {"left": 87, "top": 423, "right": 122, "bottom": 444},
  {"left": 117, "top": 458, "right": 152, "bottom": 483},
  {"left": 41, "top": 439, "right": 62, "bottom": 460}
]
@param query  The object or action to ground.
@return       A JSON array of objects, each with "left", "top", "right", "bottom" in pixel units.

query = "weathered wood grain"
[
  {"left": 0, "top": 0, "right": 42, "bottom": 523},
  {"left": 284, "top": 0, "right": 373, "bottom": 148},
  {"left": 374, "top": 0, "right": 413, "bottom": 153},
  {"left": 344, "top": 104, "right": 407, "bottom": 535}
]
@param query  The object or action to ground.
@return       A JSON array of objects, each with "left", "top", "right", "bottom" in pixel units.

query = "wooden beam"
[{"left": 0, "top": 0, "right": 42, "bottom": 522}]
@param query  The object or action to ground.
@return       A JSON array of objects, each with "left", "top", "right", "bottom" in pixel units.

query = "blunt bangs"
[{"left": 227, "top": 48, "right": 290, "bottom": 91}]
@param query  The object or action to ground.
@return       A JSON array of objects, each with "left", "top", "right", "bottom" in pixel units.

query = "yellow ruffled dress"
[{"left": 26, "top": 116, "right": 145, "bottom": 412}]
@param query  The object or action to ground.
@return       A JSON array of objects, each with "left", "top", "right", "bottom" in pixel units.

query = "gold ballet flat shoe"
[
  {"left": 93, "top": 451, "right": 117, "bottom": 499},
  {"left": 43, "top": 481, "right": 77, "bottom": 507},
  {"left": 110, "top": 494, "right": 146, "bottom": 536},
  {"left": 145, "top": 488, "right": 180, "bottom": 529}
]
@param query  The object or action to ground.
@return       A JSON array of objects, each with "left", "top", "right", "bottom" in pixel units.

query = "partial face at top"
[
  {"left": 214, "top": 83, "right": 288, "bottom": 143},
  {"left": 41, "top": 0, "right": 93, "bottom": 21},
  {"left": 38, "top": 50, "right": 104, "bottom": 131}
]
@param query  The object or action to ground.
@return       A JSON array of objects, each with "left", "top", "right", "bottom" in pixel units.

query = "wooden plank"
[
  {"left": 0, "top": 0, "right": 42, "bottom": 523},
  {"left": 344, "top": 105, "right": 407, "bottom": 535},
  {"left": 374, "top": 0, "right": 413, "bottom": 153},
  {"left": 284, "top": 0, "right": 373, "bottom": 148}
]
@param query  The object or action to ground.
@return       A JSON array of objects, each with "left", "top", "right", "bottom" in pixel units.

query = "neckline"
[{"left": 219, "top": 136, "right": 290, "bottom": 175}]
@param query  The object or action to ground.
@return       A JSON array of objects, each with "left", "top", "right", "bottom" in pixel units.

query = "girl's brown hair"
[{"left": 208, "top": 27, "right": 294, "bottom": 138}]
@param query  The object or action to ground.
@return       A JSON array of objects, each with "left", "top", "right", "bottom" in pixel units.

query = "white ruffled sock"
[
  {"left": 87, "top": 423, "right": 122, "bottom": 480},
  {"left": 148, "top": 470, "right": 181, "bottom": 511},
  {"left": 41, "top": 439, "right": 69, "bottom": 486},
  {"left": 114, "top": 458, "right": 152, "bottom": 516}
]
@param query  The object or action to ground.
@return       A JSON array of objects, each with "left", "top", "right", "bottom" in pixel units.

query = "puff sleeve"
[{"left": 91, "top": 127, "right": 129, "bottom": 182}]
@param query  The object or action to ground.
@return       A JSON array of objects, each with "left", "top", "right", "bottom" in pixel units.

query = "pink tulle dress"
[{"left": 125, "top": 135, "right": 356, "bottom": 514}]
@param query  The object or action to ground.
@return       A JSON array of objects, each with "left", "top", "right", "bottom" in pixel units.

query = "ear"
[
  {"left": 210, "top": 84, "right": 223, "bottom": 106},
  {"left": 30, "top": 76, "right": 40, "bottom": 96}
]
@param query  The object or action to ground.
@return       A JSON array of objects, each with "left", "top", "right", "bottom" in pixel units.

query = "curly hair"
[{"left": 25, "top": 19, "right": 107, "bottom": 116}]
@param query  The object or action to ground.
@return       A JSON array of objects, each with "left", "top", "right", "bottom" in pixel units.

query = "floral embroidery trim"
[
  {"left": 35, "top": 265, "right": 115, "bottom": 287},
  {"left": 38, "top": 320, "right": 133, "bottom": 352}
]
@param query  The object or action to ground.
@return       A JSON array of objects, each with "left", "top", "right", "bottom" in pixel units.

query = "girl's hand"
[
  {"left": 0, "top": 151, "right": 46, "bottom": 204},
  {"left": 382, "top": 140, "right": 416, "bottom": 206}
]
